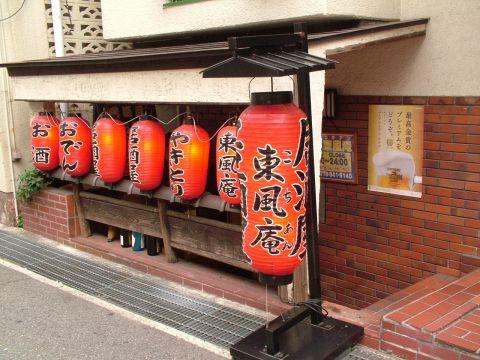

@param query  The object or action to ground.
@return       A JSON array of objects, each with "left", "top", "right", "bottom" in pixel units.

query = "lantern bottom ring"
[{"left": 258, "top": 273, "right": 293, "bottom": 286}]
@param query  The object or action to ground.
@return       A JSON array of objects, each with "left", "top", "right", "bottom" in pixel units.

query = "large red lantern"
[
  {"left": 59, "top": 114, "right": 92, "bottom": 177},
  {"left": 216, "top": 125, "right": 240, "bottom": 204},
  {"left": 92, "top": 116, "right": 127, "bottom": 183},
  {"left": 129, "top": 118, "right": 166, "bottom": 191},
  {"left": 30, "top": 112, "right": 60, "bottom": 171},
  {"left": 169, "top": 123, "right": 210, "bottom": 200},
  {"left": 236, "top": 92, "right": 309, "bottom": 285}
]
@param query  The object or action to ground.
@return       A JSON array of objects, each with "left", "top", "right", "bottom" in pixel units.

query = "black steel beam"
[
  {"left": 228, "top": 34, "right": 301, "bottom": 50},
  {"left": 293, "top": 22, "right": 323, "bottom": 324},
  {"left": 48, "top": 169, "right": 240, "bottom": 214}
]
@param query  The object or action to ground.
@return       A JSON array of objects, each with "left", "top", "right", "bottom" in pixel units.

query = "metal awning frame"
[
  {"left": 201, "top": 50, "right": 336, "bottom": 78},
  {"left": 201, "top": 32, "right": 336, "bottom": 78}
]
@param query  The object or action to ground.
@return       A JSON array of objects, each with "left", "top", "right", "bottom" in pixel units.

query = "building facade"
[
  {"left": 0, "top": 0, "right": 130, "bottom": 225},
  {"left": 1, "top": 0, "right": 480, "bottom": 357},
  {"left": 0, "top": 0, "right": 479, "bottom": 321}
]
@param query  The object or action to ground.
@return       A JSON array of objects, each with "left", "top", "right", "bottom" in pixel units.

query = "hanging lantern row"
[{"left": 30, "top": 113, "right": 229, "bottom": 200}]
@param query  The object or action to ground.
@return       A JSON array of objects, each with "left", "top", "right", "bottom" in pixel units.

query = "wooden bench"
[{"left": 78, "top": 191, "right": 250, "bottom": 270}]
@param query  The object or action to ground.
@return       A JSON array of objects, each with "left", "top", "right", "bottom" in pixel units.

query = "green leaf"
[{"left": 16, "top": 167, "right": 51, "bottom": 203}]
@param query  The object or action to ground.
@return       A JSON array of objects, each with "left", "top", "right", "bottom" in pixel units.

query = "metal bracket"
[
  {"left": 228, "top": 34, "right": 301, "bottom": 51},
  {"left": 264, "top": 306, "right": 314, "bottom": 356}
]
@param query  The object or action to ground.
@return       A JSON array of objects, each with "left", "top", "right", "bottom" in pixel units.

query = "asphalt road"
[{"left": 0, "top": 264, "right": 225, "bottom": 360}]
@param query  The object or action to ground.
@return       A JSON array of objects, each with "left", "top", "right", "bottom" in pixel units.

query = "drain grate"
[{"left": 0, "top": 230, "right": 264, "bottom": 348}]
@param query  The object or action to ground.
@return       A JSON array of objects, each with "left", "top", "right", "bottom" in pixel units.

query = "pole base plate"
[
  {"left": 231, "top": 316, "right": 363, "bottom": 360},
  {"left": 258, "top": 273, "right": 293, "bottom": 286}
]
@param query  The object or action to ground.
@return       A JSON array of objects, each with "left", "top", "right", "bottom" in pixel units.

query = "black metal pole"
[{"left": 293, "top": 22, "right": 322, "bottom": 324}]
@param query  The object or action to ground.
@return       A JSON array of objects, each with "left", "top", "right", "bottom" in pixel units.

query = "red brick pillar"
[{"left": 21, "top": 187, "right": 79, "bottom": 243}]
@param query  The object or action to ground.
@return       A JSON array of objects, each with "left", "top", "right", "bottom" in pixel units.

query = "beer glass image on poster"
[{"left": 368, "top": 105, "right": 424, "bottom": 198}]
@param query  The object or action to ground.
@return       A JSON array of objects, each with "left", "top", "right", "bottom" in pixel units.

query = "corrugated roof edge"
[{"left": 0, "top": 19, "right": 428, "bottom": 71}]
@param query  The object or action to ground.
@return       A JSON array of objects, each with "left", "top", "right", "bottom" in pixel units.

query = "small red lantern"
[
  {"left": 129, "top": 118, "right": 166, "bottom": 191},
  {"left": 58, "top": 114, "right": 92, "bottom": 177},
  {"left": 31, "top": 112, "right": 60, "bottom": 171},
  {"left": 169, "top": 123, "right": 210, "bottom": 200},
  {"left": 236, "top": 92, "right": 309, "bottom": 285},
  {"left": 92, "top": 116, "right": 127, "bottom": 183},
  {"left": 216, "top": 125, "right": 240, "bottom": 204}
]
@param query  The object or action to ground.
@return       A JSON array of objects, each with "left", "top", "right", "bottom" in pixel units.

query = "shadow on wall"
[{"left": 325, "top": 36, "right": 425, "bottom": 95}]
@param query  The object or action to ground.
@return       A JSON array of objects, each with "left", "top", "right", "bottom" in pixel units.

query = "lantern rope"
[
  {"left": 192, "top": 115, "right": 237, "bottom": 142},
  {"left": 61, "top": 110, "right": 237, "bottom": 142},
  {"left": 248, "top": 76, "right": 297, "bottom": 97},
  {"left": 71, "top": 112, "right": 92, "bottom": 128},
  {"left": 0, "top": 0, "right": 26, "bottom": 22},
  {"left": 248, "top": 77, "right": 256, "bottom": 99},
  {"left": 295, "top": 299, "right": 329, "bottom": 318},
  {"left": 150, "top": 112, "right": 191, "bottom": 126},
  {"left": 94, "top": 111, "right": 142, "bottom": 125},
  {"left": 122, "top": 115, "right": 144, "bottom": 124},
  {"left": 265, "top": 284, "right": 269, "bottom": 325},
  {"left": 30, "top": 111, "right": 59, "bottom": 128},
  {"left": 45, "top": 112, "right": 59, "bottom": 128}
]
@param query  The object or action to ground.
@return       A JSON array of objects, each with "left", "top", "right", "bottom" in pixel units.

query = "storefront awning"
[{"left": 1, "top": 19, "right": 428, "bottom": 104}]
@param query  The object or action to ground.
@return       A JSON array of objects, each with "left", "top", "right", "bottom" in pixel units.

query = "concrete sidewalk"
[
  {"left": 0, "top": 226, "right": 398, "bottom": 360},
  {"left": 0, "top": 264, "right": 224, "bottom": 360}
]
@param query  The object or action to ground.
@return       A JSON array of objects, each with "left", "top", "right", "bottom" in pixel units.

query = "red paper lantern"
[
  {"left": 30, "top": 112, "right": 60, "bottom": 171},
  {"left": 129, "top": 119, "right": 166, "bottom": 191},
  {"left": 59, "top": 114, "right": 92, "bottom": 177},
  {"left": 92, "top": 116, "right": 127, "bottom": 183},
  {"left": 169, "top": 124, "right": 210, "bottom": 200},
  {"left": 216, "top": 125, "right": 240, "bottom": 204},
  {"left": 236, "top": 92, "right": 309, "bottom": 285}
]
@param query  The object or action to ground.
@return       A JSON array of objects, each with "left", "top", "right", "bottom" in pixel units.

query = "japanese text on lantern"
[
  {"left": 59, "top": 121, "right": 81, "bottom": 171},
  {"left": 368, "top": 105, "right": 424, "bottom": 198},
  {"left": 169, "top": 131, "right": 189, "bottom": 196},
  {"left": 129, "top": 126, "right": 140, "bottom": 183},
  {"left": 92, "top": 131, "right": 99, "bottom": 170},
  {"left": 249, "top": 143, "right": 305, "bottom": 256},
  {"left": 238, "top": 117, "right": 309, "bottom": 259},
  {"left": 217, "top": 129, "right": 240, "bottom": 202},
  {"left": 32, "top": 122, "right": 51, "bottom": 164},
  {"left": 320, "top": 133, "right": 357, "bottom": 183}
]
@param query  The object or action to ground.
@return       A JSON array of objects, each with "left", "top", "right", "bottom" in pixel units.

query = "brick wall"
[
  {"left": 21, "top": 187, "right": 80, "bottom": 242},
  {"left": 320, "top": 95, "right": 480, "bottom": 309}
]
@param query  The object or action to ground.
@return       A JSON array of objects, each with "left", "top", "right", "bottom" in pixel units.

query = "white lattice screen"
[{"left": 44, "top": 0, "right": 131, "bottom": 56}]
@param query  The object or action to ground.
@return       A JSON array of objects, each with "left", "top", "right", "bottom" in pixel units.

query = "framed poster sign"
[
  {"left": 320, "top": 132, "right": 358, "bottom": 183},
  {"left": 368, "top": 105, "right": 424, "bottom": 198}
]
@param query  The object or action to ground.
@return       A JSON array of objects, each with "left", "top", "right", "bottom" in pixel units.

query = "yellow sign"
[
  {"left": 320, "top": 133, "right": 357, "bottom": 183},
  {"left": 368, "top": 105, "right": 424, "bottom": 198}
]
